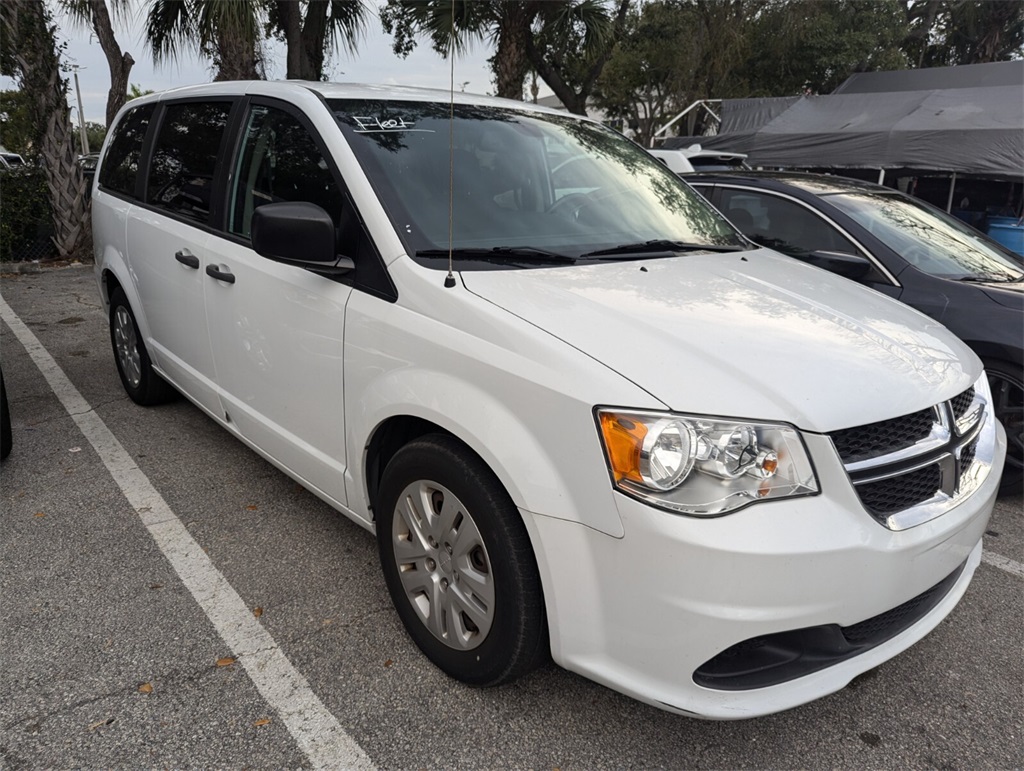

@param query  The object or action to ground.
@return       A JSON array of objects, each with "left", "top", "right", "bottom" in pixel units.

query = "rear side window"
[
  {"left": 98, "top": 103, "right": 155, "bottom": 198},
  {"left": 147, "top": 101, "right": 232, "bottom": 223}
]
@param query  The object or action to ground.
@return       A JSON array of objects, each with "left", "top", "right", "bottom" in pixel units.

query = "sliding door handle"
[
  {"left": 205, "top": 264, "right": 236, "bottom": 284},
  {"left": 175, "top": 250, "right": 199, "bottom": 269}
]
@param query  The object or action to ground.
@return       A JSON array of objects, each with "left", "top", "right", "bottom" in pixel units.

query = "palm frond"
[
  {"left": 145, "top": 0, "right": 197, "bottom": 64},
  {"left": 326, "top": 0, "right": 369, "bottom": 55}
]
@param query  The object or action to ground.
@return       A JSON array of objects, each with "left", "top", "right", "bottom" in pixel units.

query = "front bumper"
[{"left": 522, "top": 424, "right": 1005, "bottom": 719}]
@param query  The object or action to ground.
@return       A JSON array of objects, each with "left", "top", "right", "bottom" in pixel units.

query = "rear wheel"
[
  {"left": 987, "top": 360, "right": 1023, "bottom": 496},
  {"left": 376, "top": 434, "right": 547, "bottom": 686},
  {"left": 109, "top": 287, "right": 176, "bottom": 406}
]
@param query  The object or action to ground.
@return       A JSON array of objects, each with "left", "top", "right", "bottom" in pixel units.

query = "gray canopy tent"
[{"left": 663, "top": 61, "right": 1024, "bottom": 188}]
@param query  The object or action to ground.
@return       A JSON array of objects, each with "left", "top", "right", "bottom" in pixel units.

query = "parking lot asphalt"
[{"left": 1, "top": 264, "right": 1022, "bottom": 769}]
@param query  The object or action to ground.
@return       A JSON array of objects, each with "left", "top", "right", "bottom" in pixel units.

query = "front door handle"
[
  {"left": 175, "top": 250, "right": 200, "bottom": 269},
  {"left": 205, "top": 264, "right": 236, "bottom": 284}
]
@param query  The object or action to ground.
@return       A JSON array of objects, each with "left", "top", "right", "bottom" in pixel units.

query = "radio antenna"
[{"left": 444, "top": 0, "right": 457, "bottom": 289}]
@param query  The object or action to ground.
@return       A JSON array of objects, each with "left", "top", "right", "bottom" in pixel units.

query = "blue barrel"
[{"left": 987, "top": 222, "right": 1024, "bottom": 256}]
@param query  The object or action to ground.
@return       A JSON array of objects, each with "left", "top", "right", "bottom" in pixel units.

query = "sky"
[{"left": 2, "top": 1, "right": 526, "bottom": 126}]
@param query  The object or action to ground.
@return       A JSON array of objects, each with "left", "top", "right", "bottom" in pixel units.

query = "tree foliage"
[
  {"left": 145, "top": 0, "right": 265, "bottom": 80},
  {"left": 594, "top": 0, "right": 1021, "bottom": 146},
  {"left": 267, "top": 0, "right": 369, "bottom": 80},
  {"left": 0, "top": 89, "right": 36, "bottom": 155},
  {"left": 144, "top": 0, "right": 368, "bottom": 82},
  {"left": 0, "top": 0, "right": 90, "bottom": 260},
  {"left": 380, "top": 0, "right": 630, "bottom": 110},
  {"left": 902, "top": 0, "right": 1024, "bottom": 67},
  {"left": 740, "top": 0, "right": 909, "bottom": 96}
]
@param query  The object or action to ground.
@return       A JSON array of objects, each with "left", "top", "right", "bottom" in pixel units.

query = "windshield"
[
  {"left": 827, "top": 191, "right": 1023, "bottom": 282},
  {"left": 331, "top": 100, "right": 742, "bottom": 266}
]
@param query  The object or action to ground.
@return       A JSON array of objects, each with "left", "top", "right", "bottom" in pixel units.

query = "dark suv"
[{"left": 689, "top": 171, "right": 1023, "bottom": 495}]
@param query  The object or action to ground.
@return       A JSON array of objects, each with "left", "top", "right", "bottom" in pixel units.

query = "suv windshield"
[
  {"left": 827, "top": 191, "right": 1023, "bottom": 282},
  {"left": 332, "top": 100, "right": 742, "bottom": 265}
]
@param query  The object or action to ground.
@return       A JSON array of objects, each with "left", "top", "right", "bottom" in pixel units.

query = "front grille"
[
  {"left": 831, "top": 408, "right": 934, "bottom": 464},
  {"left": 959, "top": 437, "right": 979, "bottom": 470},
  {"left": 950, "top": 387, "right": 975, "bottom": 423},
  {"left": 832, "top": 384, "right": 988, "bottom": 528},
  {"left": 856, "top": 464, "right": 942, "bottom": 515}
]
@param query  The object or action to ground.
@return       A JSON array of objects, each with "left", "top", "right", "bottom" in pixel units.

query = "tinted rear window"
[
  {"left": 147, "top": 101, "right": 232, "bottom": 223},
  {"left": 98, "top": 103, "right": 155, "bottom": 198}
]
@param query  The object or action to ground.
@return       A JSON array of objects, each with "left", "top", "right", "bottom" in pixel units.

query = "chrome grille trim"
[{"left": 832, "top": 379, "right": 995, "bottom": 531}]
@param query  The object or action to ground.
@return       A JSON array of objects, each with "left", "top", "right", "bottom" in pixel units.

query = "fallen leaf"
[
  {"left": 34, "top": 511, "right": 45, "bottom": 518},
  {"left": 69, "top": 447, "right": 82, "bottom": 453},
  {"left": 246, "top": 504, "right": 258, "bottom": 511},
  {"left": 253, "top": 718, "right": 271, "bottom": 727},
  {"left": 138, "top": 683, "right": 153, "bottom": 694},
  {"left": 252, "top": 607, "right": 263, "bottom": 618},
  {"left": 216, "top": 657, "right": 236, "bottom": 668},
  {"left": 384, "top": 659, "right": 393, "bottom": 668}
]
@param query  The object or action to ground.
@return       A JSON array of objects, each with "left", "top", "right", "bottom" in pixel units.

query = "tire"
[
  {"left": 1, "top": 370, "right": 11, "bottom": 461},
  {"left": 108, "top": 287, "right": 177, "bottom": 406},
  {"left": 986, "top": 360, "right": 1023, "bottom": 497},
  {"left": 376, "top": 434, "right": 547, "bottom": 686}
]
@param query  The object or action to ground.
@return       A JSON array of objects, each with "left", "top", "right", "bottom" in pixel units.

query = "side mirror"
[
  {"left": 251, "top": 202, "right": 354, "bottom": 274},
  {"left": 797, "top": 250, "right": 873, "bottom": 281}
]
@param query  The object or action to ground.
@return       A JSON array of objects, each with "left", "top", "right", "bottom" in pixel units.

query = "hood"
[
  {"left": 461, "top": 251, "right": 979, "bottom": 433},
  {"left": 980, "top": 281, "right": 1024, "bottom": 310}
]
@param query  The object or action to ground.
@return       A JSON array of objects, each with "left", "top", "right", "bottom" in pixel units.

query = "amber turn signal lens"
[{"left": 600, "top": 413, "right": 647, "bottom": 483}]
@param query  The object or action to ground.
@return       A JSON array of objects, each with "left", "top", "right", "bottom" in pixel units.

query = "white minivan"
[{"left": 92, "top": 82, "right": 1005, "bottom": 719}]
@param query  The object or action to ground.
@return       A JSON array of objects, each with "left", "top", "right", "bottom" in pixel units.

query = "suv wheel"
[
  {"left": 376, "top": 434, "right": 547, "bottom": 686},
  {"left": 109, "top": 287, "right": 177, "bottom": 406}
]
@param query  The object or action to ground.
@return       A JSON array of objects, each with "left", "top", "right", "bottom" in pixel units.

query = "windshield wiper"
[
  {"left": 956, "top": 275, "right": 1021, "bottom": 283},
  {"left": 580, "top": 239, "right": 746, "bottom": 258},
  {"left": 416, "top": 246, "right": 576, "bottom": 264}
]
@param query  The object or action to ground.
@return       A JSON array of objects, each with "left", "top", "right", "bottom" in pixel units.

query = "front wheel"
[
  {"left": 986, "top": 360, "right": 1023, "bottom": 496},
  {"left": 108, "top": 287, "right": 177, "bottom": 406},
  {"left": 376, "top": 434, "right": 547, "bottom": 686}
]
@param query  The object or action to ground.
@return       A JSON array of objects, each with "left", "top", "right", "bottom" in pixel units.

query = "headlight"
[{"left": 597, "top": 409, "right": 818, "bottom": 516}]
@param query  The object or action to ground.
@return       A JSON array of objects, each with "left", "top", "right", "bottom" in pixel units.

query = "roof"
[
  {"left": 685, "top": 170, "right": 893, "bottom": 196},
  {"left": 664, "top": 64, "right": 1024, "bottom": 178},
  {"left": 833, "top": 60, "right": 1024, "bottom": 93},
  {"left": 122, "top": 80, "right": 576, "bottom": 119}
]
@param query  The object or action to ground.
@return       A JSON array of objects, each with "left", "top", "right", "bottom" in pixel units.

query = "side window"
[
  {"left": 718, "top": 188, "right": 861, "bottom": 257},
  {"left": 98, "top": 103, "right": 155, "bottom": 197},
  {"left": 147, "top": 101, "right": 232, "bottom": 223},
  {"left": 229, "top": 105, "right": 342, "bottom": 238}
]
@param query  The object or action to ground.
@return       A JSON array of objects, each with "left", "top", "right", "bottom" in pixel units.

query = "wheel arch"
[{"left": 351, "top": 376, "right": 625, "bottom": 539}]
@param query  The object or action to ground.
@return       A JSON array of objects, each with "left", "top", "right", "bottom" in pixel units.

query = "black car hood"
[{"left": 980, "top": 282, "right": 1024, "bottom": 309}]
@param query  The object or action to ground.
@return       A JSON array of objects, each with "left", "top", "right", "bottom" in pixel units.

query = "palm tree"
[
  {"left": 145, "top": 0, "right": 369, "bottom": 83},
  {"left": 61, "top": 0, "right": 135, "bottom": 128},
  {"left": 380, "top": 0, "right": 630, "bottom": 111},
  {"left": 145, "top": 0, "right": 265, "bottom": 81},
  {"left": 0, "top": 0, "right": 91, "bottom": 260},
  {"left": 270, "top": 0, "right": 369, "bottom": 80},
  {"left": 526, "top": 0, "right": 630, "bottom": 115}
]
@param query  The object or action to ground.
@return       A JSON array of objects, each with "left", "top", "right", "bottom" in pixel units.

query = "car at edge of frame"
[{"left": 687, "top": 170, "right": 1022, "bottom": 496}]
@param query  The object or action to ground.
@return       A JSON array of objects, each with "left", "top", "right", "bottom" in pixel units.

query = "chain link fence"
[{"left": 1, "top": 168, "right": 58, "bottom": 262}]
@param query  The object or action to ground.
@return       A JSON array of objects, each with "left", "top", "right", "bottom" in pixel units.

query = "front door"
[{"left": 204, "top": 101, "right": 353, "bottom": 507}]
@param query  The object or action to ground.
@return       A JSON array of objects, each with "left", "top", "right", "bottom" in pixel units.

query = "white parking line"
[
  {"left": 0, "top": 296, "right": 374, "bottom": 771},
  {"left": 981, "top": 549, "right": 1024, "bottom": 580}
]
